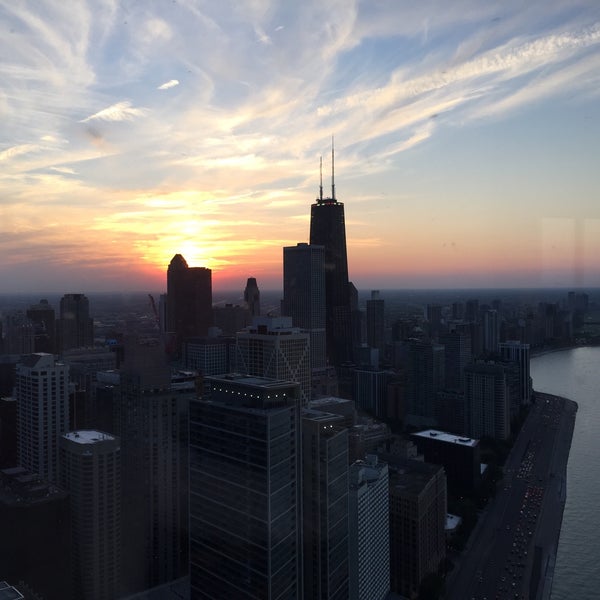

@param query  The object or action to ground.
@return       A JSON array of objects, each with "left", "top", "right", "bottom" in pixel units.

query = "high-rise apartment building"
[
  {"left": 236, "top": 316, "right": 311, "bottom": 405},
  {"left": 499, "top": 340, "right": 532, "bottom": 406},
  {"left": 59, "top": 430, "right": 121, "bottom": 600},
  {"left": 189, "top": 374, "right": 302, "bottom": 599},
  {"left": 244, "top": 277, "right": 261, "bottom": 318},
  {"left": 283, "top": 243, "right": 326, "bottom": 371},
  {"left": 57, "top": 293, "right": 94, "bottom": 352},
  {"left": 302, "top": 409, "right": 349, "bottom": 599},
  {"left": 309, "top": 149, "right": 353, "bottom": 369},
  {"left": 16, "top": 353, "right": 69, "bottom": 483},
  {"left": 167, "top": 254, "right": 213, "bottom": 353},
  {"left": 464, "top": 362, "right": 511, "bottom": 440},
  {"left": 348, "top": 456, "right": 390, "bottom": 600}
]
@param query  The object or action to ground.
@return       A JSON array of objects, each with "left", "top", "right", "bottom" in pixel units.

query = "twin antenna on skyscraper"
[{"left": 319, "top": 136, "right": 336, "bottom": 202}]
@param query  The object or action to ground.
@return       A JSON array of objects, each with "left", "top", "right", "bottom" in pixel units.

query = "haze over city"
[{"left": 2, "top": 1, "right": 600, "bottom": 293}]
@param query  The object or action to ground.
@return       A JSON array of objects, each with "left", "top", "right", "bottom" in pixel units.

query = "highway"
[{"left": 445, "top": 393, "right": 577, "bottom": 600}]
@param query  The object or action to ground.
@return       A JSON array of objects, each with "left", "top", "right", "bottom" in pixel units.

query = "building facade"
[
  {"left": 302, "top": 410, "right": 349, "bottom": 599},
  {"left": 235, "top": 317, "right": 311, "bottom": 405},
  {"left": 189, "top": 375, "right": 302, "bottom": 599},
  {"left": 59, "top": 430, "right": 121, "bottom": 600},
  {"left": 348, "top": 456, "right": 390, "bottom": 600},
  {"left": 16, "top": 353, "right": 69, "bottom": 483},
  {"left": 282, "top": 243, "right": 327, "bottom": 371}
]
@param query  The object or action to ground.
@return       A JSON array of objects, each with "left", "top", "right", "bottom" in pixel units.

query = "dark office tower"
[
  {"left": 385, "top": 459, "right": 447, "bottom": 599},
  {"left": 244, "top": 276, "right": 261, "bottom": 318},
  {"left": 1, "top": 311, "right": 34, "bottom": 354},
  {"left": 366, "top": 290, "right": 385, "bottom": 358},
  {"left": 405, "top": 340, "right": 445, "bottom": 428},
  {"left": 116, "top": 337, "right": 192, "bottom": 594},
  {"left": 425, "top": 304, "right": 443, "bottom": 339},
  {"left": 189, "top": 375, "right": 302, "bottom": 600},
  {"left": 302, "top": 409, "right": 349, "bottom": 600},
  {"left": 26, "top": 299, "right": 56, "bottom": 354},
  {"left": 16, "top": 353, "right": 69, "bottom": 483},
  {"left": 481, "top": 308, "right": 499, "bottom": 355},
  {"left": 57, "top": 293, "right": 93, "bottom": 353},
  {"left": 465, "top": 299, "right": 479, "bottom": 322},
  {"left": 60, "top": 431, "right": 121, "bottom": 600},
  {"left": 439, "top": 330, "right": 472, "bottom": 392},
  {"left": 0, "top": 397, "right": 17, "bottom": 468},
  {"left": 283, "top": 243, "right": 327, "bottom": 371},
  {"left": 309, "top": 148, "right": 353, "bottom": 369},
  {"left": 0, "top": 467, "right": 71, "bottom": 600},
  {"left": 167, "top": 254, "right": 213, "bottom": 354}
]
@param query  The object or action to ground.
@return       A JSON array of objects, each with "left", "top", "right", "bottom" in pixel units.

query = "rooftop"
[
  {"left": 0, "top": 582, "right": 24, "bottom": 600},
  {"left": 63, "top": 430, "right": 116, "bottom": 445},
  {"left": 413, "top": 429, "right": 478, "bottom": 448}
]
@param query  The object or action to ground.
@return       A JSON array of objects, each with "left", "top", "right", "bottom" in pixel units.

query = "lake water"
[{"left": 531, "top": 346, "right": 600, "bottom": 600}]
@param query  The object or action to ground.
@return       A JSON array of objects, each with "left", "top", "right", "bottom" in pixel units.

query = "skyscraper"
[
  {"left": 59, "top": 430, "right": 121, "bottom": 600},
  {"left": 115, "top": 338, "right": 191, "bottom": 593},
  {"left": 16, "top": 353, "right": 69, "bottom": 483},
  {"left": 189, "top": 374, "right": 302, "bottom": 599},
  {"left": 464, "top": 362, "right": 511, "bottom": 440},
  {"left": 244, "top": 277, "right": 261, "bottom": 318},
  {"left": 235, "top": 316, "right": 311, "bottom": 405},
  {"left": 309, "top": 148, "right": 353, "bottom": 369},
  {"left": 26, "top": 299, "right": 56, "bottom": 354},
  {"left": 167, "top": 254, "right": 213, "bottom": 353},
  {"left": 366, "top": 290, "right": 385, "bottom": 360},
  {"left": 283, "top": 242, "right": 326, "bottom": 371},
  {"left": 57, "top": 293, "right": 93, "bottom": 353},
  {"left": 348, "top": 456, "right": 390, "bottom": 600},
  {"left": 302, "top": 409, "right": 349, "bottom": 599}
]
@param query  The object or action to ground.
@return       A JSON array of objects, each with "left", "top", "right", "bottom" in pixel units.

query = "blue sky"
[{"left": 1, "top": 0, "right": 600, "bottom": 292}]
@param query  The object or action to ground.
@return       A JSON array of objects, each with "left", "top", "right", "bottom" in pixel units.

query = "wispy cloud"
[
  {"left": 158, "top": 79, "right": 180, "bottom": 90},
  {"left": 80, "top": 101, "right": 148, "bottom": 123},
  {"left": 0, "top": 144, "right": 40, "bottom": 161}
]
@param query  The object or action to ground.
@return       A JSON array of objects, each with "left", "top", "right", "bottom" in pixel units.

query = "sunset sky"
[{"left": 2, "top": 0, "right": 600, "bottom": 293}]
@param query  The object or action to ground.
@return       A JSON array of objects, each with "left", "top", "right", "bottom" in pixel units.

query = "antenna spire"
[
  {"left": 331, "top": 135, "right": 336, "bottom": 201},
  {"left": 319, "top": 156, "right": 323, "bottom": 201}
]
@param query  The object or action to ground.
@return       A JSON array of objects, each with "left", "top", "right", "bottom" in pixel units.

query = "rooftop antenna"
[
  {"left": 319, "top": 155, "right": 323, "bottom": 202},
  {"left": 331, "top": 135, "right": 336, "bottom": 201}
]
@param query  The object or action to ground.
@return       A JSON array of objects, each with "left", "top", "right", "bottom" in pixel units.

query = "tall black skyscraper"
[
  {"left": 309, "top": 147, "right": 353, "bottom": 369},
  {"left": 167, "top": 254, "right": 213, "bottom": 354},
  {"left": 243, "top": 276, "right": 261, "bottom": 318}
]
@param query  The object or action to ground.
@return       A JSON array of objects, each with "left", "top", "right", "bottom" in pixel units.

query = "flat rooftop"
[
  {"left": 63, "top": 430, "right": 116, "bottom": 444},
  {"left": 413, "top": 429, "right": 478, "bottom": 447}
]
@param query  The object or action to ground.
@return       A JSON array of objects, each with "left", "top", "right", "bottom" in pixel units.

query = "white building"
[
  {"left": 60, "top": 430, "right": 121, "bottom": 600},
  {"left": 16, "top": 353, "right": 69, "bottom": 483},
  {"left": 348, "top": 455, "right": 390, "bottom": 600}
]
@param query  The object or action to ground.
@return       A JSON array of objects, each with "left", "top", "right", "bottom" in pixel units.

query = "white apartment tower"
[
  {"left": 60, "top": 430, "right": 121, "bottom": 600},
  {"left": 348, "top": 455, "right": 390, "bottom": 600},
  {"left": 16, "top": 353, "right": 69, "bottom": 482}
]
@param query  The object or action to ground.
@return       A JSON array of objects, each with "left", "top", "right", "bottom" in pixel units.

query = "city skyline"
[{"left": 2, "top": 1, "right": 600, "bottom": 293}]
